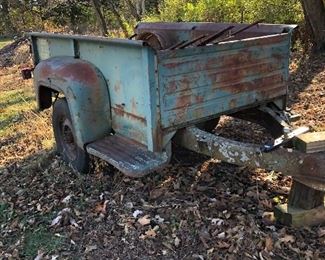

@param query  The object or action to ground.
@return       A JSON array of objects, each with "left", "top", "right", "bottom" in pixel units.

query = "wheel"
[
  {"left": 52, "top": 98, "right": 89, "bottom": 173},
  {"left": 196, "top": 117, "right": 220, "bottom": 133}
]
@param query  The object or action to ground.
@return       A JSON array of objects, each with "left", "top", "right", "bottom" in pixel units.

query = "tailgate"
[{"left": 157, "top": 33, "right": 291, "bottom": 129}]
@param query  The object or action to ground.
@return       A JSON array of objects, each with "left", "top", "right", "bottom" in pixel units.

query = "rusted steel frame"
[
  {"left": 262, "top": 126, "right": 309, "bottom": 152},
  {"left": 215, "top": 20, "right": 263, "bottom": 44},
  {"left": 258, "top": 105, "right": 291, "bottom": 128},
  {"left": 129, "top": 33, "right": 137, "bottom": 39},
  {"left": 197, "top": 25, "right": 234, "bottom": 46},
  {"left": 168, "top": 40, "right": 187, "bottom": 50},
  {"left": 177, "top": 34, "right": 207, "bottom": 49},
  {"left": 29, "top": 32, "right": 146, "bottom": 47},
  {"left": 175, "top": 127, "right": 325, "bottom": 191},
  {"left": 231, "top": 20, "right": 264, "bottom": 36}
]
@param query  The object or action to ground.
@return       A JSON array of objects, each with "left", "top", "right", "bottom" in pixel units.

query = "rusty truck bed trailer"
[{"left": 26, "top": 22, "right": 325, "bottom": 226}]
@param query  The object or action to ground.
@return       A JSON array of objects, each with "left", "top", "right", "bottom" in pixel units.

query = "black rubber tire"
[
  {"left": 196, "top": 117, "right": 220, "bottom": 133},
  {"left": 52, "top": 98, "right": 89, "bottom": 173}
]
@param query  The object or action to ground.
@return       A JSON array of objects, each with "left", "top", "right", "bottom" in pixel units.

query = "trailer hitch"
[
  {"left": 175, "top": 127, "right": 325, "bottom": 191},
  {"left": 262, "top": 126, "right": 309, "bottom": 152}
]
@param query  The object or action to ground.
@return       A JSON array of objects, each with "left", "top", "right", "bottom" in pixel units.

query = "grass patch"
[
  {"left": 0, "top": 203, "right": 12, "bottom": 223},
  {"left": 23, "top": 227, "right": 64, "bottom": 259},
  {"left": 0, "top": 89, "right": 34, "bottom": 136},
  {"left": 0, "top": 38, "right": 12, "bottom": 49}
]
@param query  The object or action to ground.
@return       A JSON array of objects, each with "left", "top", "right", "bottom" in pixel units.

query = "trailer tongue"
[{"left": 175, "top": 127, "right": 325, "bottom": 192}]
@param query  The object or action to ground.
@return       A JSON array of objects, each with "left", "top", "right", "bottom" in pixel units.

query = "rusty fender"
[
  {"left": 33, "top": 57, "right": 111, "bottom": 148},
  {"left": 175, "top": 127, "right": 325, "bottom": 191}
]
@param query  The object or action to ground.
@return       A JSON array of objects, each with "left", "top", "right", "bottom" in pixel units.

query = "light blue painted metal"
[
  {"left": 157, "top": 33, "right": 291, "bottom": 129},
  {"left": 31, "top": 22, "right": 294, "bottom": 155},
  {"left": 33, "top": 57, "right": 111, "bottom": 148},
  {"left": 77, "top": 41, "right": 156, "bottom": 149},
  {"left": 31, "top": 34, "right": 159, "bottom": 151}
]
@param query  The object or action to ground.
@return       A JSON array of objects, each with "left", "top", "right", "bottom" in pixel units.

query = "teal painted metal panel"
[
  {"left": 77, "top": 41, "right": 156, "bottom": 148},
  {"left": 33, "top": 57, "right": 111, "bottom": 148},
  {"left": 31, "top": 28, "right": 293, "bottom": 153},
  {"left": 36, "top": 38, "right": 74, "bottom": 60},
  {"left": 32, "top": 33, "right": 158, "bottom": 150},
  {"left": 157, "top": 34, "right": 291, "bottom": 129}
]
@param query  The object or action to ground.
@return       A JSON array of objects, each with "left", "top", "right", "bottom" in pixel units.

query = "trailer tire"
[{"left": 52, "top": 98, "right": 90, "bottom": 173}]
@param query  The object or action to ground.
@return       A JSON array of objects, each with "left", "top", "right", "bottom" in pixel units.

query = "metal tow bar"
[{"left": 175, "top": 127, "right": 325, "bottom": 191}]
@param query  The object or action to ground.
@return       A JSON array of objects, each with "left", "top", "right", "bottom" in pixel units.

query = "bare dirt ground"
[{"left": 0, "top": 41, "right": 324, "bottom": 259}]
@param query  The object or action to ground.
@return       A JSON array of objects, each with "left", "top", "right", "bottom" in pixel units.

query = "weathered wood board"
[
  {"left": 275, "top": 180, "right": 325, "bottom": 227},
  {"left": 294, "top": 131, "right": 325, "bottom": 153}
]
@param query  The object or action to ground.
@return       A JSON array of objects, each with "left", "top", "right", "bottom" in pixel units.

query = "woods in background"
[{"left": 0, "top": 0, "right": 324, "bottom": 51}]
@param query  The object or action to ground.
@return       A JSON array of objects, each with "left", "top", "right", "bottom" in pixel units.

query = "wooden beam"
[
  {"left": 294, "top": 131, "right": 325, "bottom": 153},
  {"left": 275, "top": 180, "right": 325, "bottom": 227}
]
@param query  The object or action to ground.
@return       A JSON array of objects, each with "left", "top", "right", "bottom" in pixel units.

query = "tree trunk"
[
  {"left": 125, "top": 0, "right": 141, "bottom": 21},
  {"left": 91, "top": 0, "right": 109, "bottom": 36},
  {"left": 107, "top": 1, "right": 129, "bottom": 37},
  {"left": 301, "top": 0, "right": 325, "bottom": 51},
  {"left": 0, "top": 0, "right": 16, "bottom": 35}
]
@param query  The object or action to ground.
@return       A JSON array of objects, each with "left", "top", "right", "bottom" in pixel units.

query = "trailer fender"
[{"left": 33, "top": 56, "right": 111, "bottom": 148}]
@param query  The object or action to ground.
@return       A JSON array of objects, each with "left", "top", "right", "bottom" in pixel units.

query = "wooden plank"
[
  {"left": 275, "top": 179, "right": 325, "bottom": 227},
  {"left": 294, "top": 131, "right": 325, "bottom": 153},
  {"left": 274, "top": 203, "right": 325, "bottom": 227},
  {"left": 288, "top": 180, "right": 325, "bottom": 210}
]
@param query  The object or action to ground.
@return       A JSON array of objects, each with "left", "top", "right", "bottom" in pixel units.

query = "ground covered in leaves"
[{"left": 0, "top": 40, "right": 324, "bottom": 259}]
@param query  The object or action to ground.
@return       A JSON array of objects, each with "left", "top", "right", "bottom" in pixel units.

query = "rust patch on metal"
[
  {"left": 195, "top": 95, "right": 204, "bottom": 103},
  {"left": 217, "top": 74, "right": 284, "bottom": 95},
  {"left": 175, "top": 94, "right": 191, "bottom": 109},
  {"left": 131, "top": 98, "right": 138, "bottom": 114},
  {"left": 166, "top": 80, "right": 178, "bottom": 93},
  {"left": 112, "top": 106, "right": 146, "bottom": 125},
  {"left": 114, "top": 80, "right": 121, "bottom": 93},
  {"left": 37, "top": 58, "right": 104, "bottom": 100},
  {"left": 229, "top": 99, "right": 237, "bottom": 109},
  {"left": 58, "top": 62, "right": 98, "bottom": 86}
]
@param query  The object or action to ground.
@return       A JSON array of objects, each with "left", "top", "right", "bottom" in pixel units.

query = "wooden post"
[{"left": 274, "top": 179, "right": 325, "bottom": 227}]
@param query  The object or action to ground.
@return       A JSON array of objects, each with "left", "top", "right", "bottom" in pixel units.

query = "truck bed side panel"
[
  {"left": 78, "top": 42, "right": 152, "bottom": 146},
  {"left": 157, "top": 34, "right": 290, "bottom": 129},
  {"left": 31, "top": 35, "right": 156, "bottom": 148}
]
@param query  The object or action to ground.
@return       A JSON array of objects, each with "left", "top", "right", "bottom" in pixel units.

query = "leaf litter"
[{"left": 0, "top": 45, "right": 324, "bottom": 259}]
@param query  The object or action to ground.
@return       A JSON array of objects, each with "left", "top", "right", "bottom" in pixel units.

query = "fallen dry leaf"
[
  {"left": 94, "top": 200, "right": 109, "bottom": 214},
  {"left": 34, "top": 250, "right": 44, "bottom": 260},
  {"left": 145, "top": 229, "right": 157, "bottom": 238},
  {"left": 174, "top": 236, "right": 181, "bottom": 247},
  {"left": 61, "top": 194, "right": 72, "bottom": 204},
  {"left": 140, "top": 229, "right": 157, "bottom": 240},
  {"left": 217, "top": 232, "right": 226, "bottom": 239},
  {"left": 318, "top": 228, "right": 325, "bottom": 237},
  {"left": 50, "top": 215, "right": 62, "bottom": 227},
  {"left": 280, "top": 234, "right": 295, "bottom": 243},
  {"left": 216, "top": 241, "right": 230, "bottom": 249},
  {"left": 50, "top": 208, "right": 80, "bottom": 228},
  {"left": 265, "top": 236, "right": 273, "bottom": 251},
  {"left": 84, "top": 245, "right": 97, "bottom": 254},
  {"left": 138, "top": 215, "right": 151, "bottom": 226},
  {"left": 149, "top": 188, "right": 166, "bottom": 199}
]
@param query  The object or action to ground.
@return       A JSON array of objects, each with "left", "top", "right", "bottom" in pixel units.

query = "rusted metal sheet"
[
  {"left": 31, "top": 22, "right": 298, "bottom": 177},
  {"left": 157, "top": 33, "right": 291, "bottom": 129},
  {"left": 86, "top": 134, "right": 169, "bottom": 177},
  {"left": 76, "top": 40, "right": 158, "bottom": 150},
  {"left": 31, "top": 34, "right": 160, "bottom": 151},
  {"left": 33, "top": 57, "right": 111, "bottom": 148},
  {"left": 135, "top": 22, "right": 296, "bottom": 49},
  {"left": 175, "top": 127, "right": 325, "bottom": 191}
]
